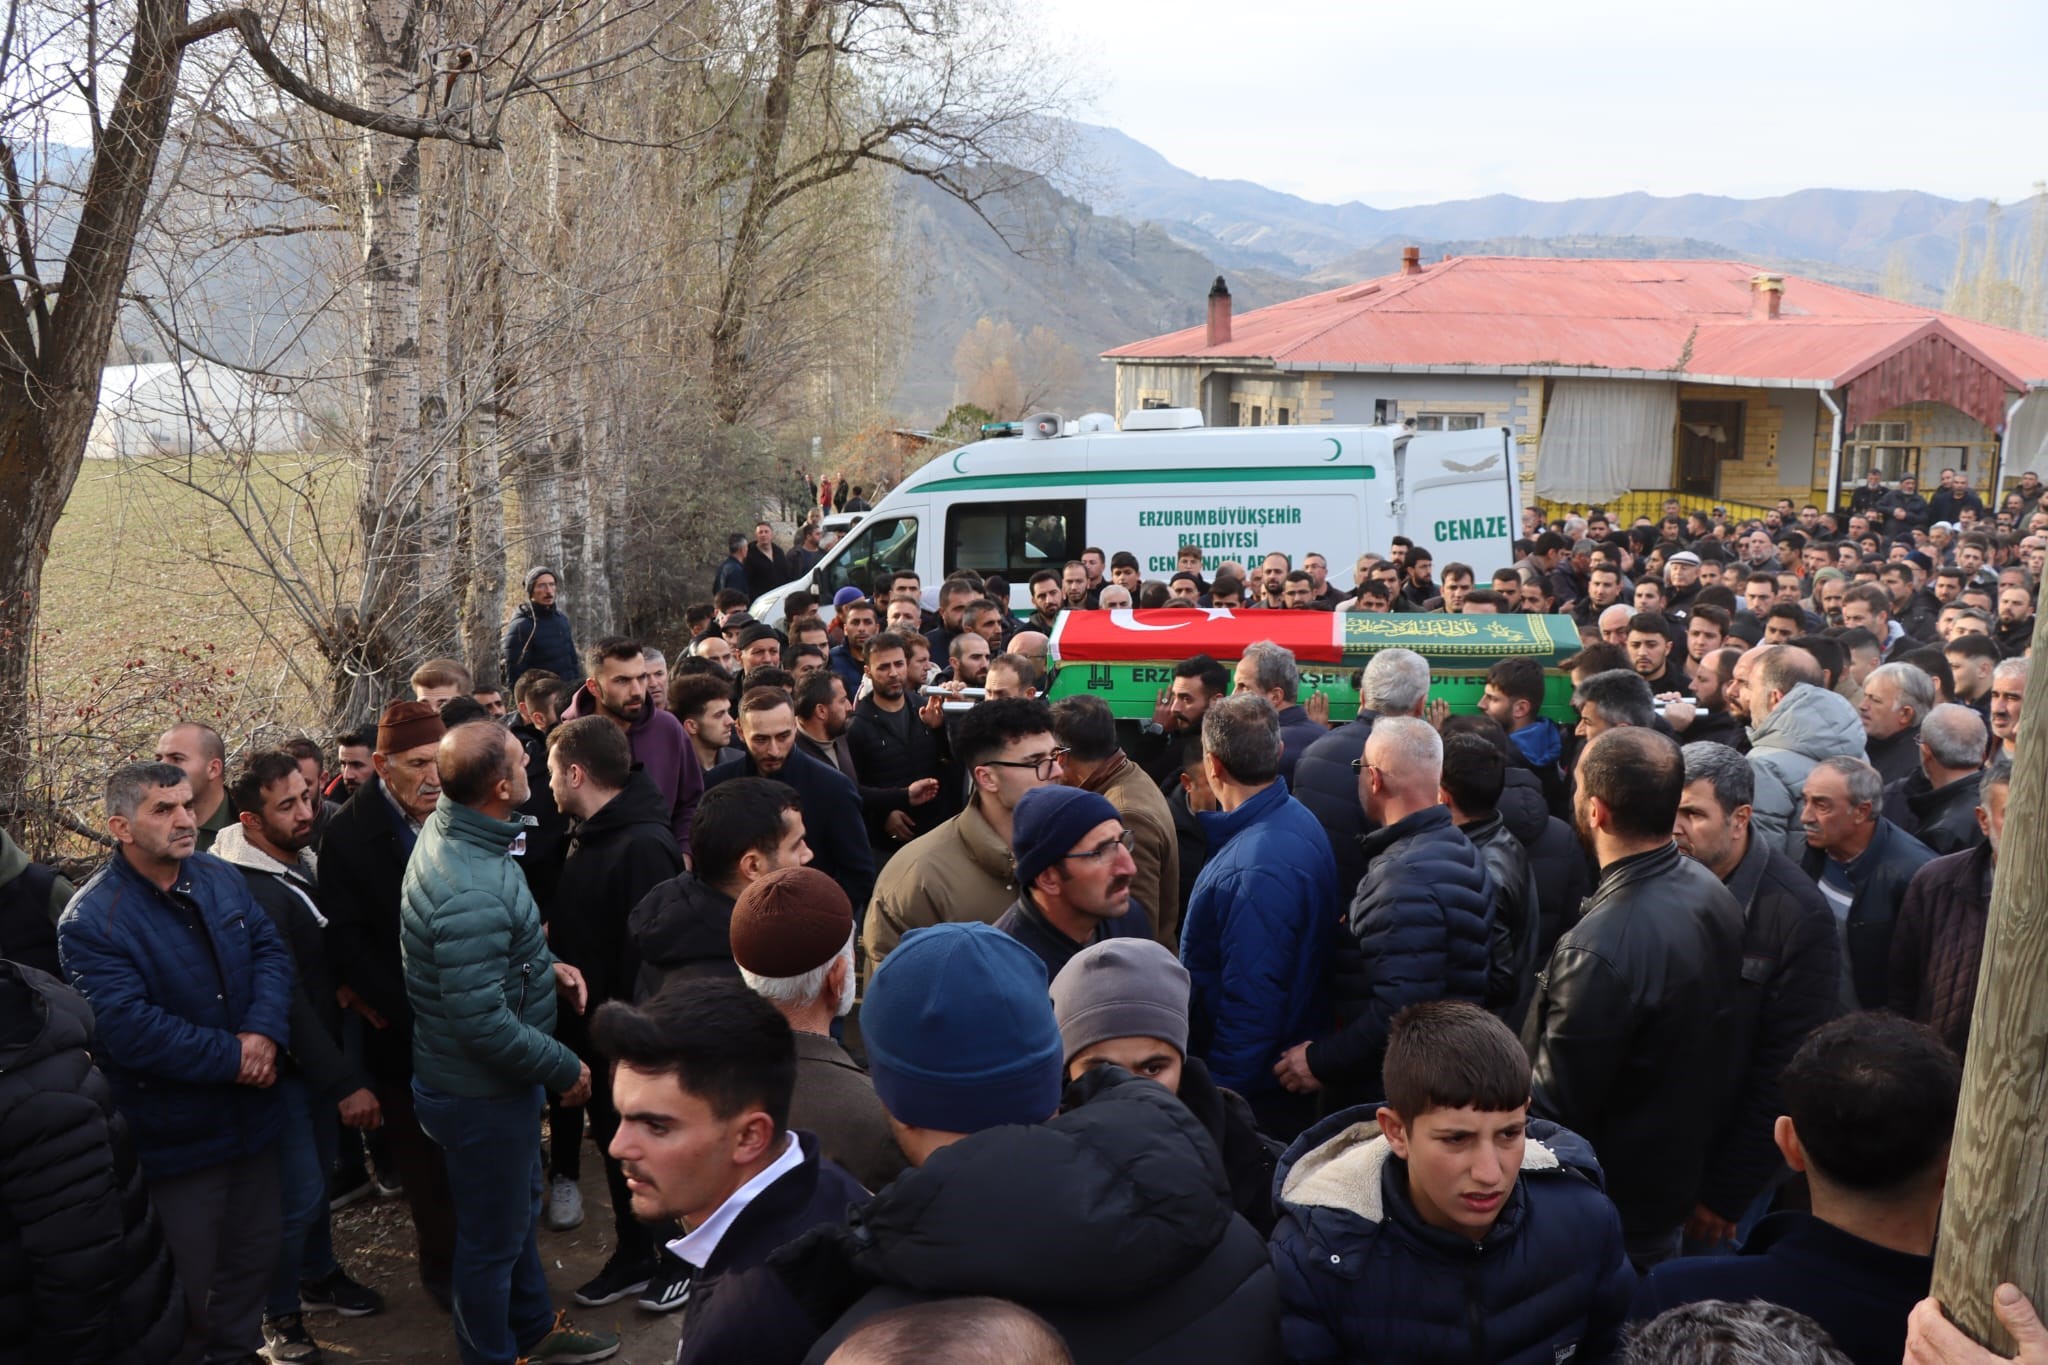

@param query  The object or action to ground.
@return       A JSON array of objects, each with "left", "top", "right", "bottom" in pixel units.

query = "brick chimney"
[
  {"left": 1206, "top": 276, "right": 1232, "bottom": 347},
  {"left": 1749, "top": 272, "right": 1785, "bottom": 320},
  {"left": 1401, "top": 246, "right": 1422, "bottom": 275}
]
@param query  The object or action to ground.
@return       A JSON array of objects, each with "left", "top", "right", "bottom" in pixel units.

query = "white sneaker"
[{"left": 546, "top": 1176, "right": 585, "bottom": 1231}]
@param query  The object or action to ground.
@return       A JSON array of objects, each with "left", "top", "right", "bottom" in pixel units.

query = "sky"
[{"left": 1036, "top": 0, "right": 2048, "bottom": 207}]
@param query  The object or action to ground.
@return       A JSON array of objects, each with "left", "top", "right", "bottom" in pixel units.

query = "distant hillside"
[
  {"left": 1069, "top": 122, "right": 2039, "bottom": 292},
  {"left": 890, "top": 172, "right": 1315, "bottom": 422}
]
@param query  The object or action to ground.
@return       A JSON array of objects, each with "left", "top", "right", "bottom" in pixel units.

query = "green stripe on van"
[{"left": 920, "top": 465, "right": 1377, "bottom": 493}]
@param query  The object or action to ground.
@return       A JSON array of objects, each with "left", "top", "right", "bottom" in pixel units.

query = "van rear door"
[{"left": 1396, "top": 427, "right": 1521, "bottom": 575}]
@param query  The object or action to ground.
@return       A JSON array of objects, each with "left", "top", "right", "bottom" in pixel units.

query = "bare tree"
[{"left": 0, "top": 0, "right": 663, "bottom": 810}]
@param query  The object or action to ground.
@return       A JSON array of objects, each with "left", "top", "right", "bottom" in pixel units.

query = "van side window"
[
  {"left": 946, "top": 501, "right": 1085, "bottom": 580},
  {"left": 820, "top": 516, "right": 919, "bottom": 598}
]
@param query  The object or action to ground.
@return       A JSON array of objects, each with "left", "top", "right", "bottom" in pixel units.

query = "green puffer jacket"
[{"left": 400, "top": 797, "right": 581, "bottom": 1099}]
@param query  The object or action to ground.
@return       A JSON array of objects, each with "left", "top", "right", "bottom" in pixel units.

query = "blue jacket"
[
  {"left": 1310, "top": 805, "right": 1494, "bottom": 1102},
  {"left": 57, "top": 851, "right": 295, "bottom": 1179},
  {"left": 1271, "top": 1109, "right": 1634, "bottom": 1365},
  {"left": 501, "top": 599, "right": 581, "bottom": 691},
  {"left": 1182, "top": 778, "right": 1337, "bottom": 1095}
]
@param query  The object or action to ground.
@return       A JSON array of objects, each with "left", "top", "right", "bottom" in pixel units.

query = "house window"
[
  {"left": 1846, "top": 421, "right": 1918, "bottom": 485},
  {"left": 1411, "top": 412, "right": 1484, "bottom": 432},
  {"left": 1249, "top": 405, "right": 1264, "bottom": 425}
]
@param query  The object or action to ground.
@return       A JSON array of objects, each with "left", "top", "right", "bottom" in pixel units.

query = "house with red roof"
[{"left": 1104, "top": 252, "right": 2048, "bottom": 521}]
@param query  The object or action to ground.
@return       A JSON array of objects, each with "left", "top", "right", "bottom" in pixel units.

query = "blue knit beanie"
[
  {"left": 832, "top": 585, "right": 866, "bottom": 607},
  {"left": 1010, "top": 785, "right": 1120, "bottom": 890},
  {"left": 863, "top": 923, "right": 1065, "bottom": 1135}
]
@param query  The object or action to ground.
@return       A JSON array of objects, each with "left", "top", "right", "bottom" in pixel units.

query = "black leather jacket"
[{"left": 1523, "top": 842, "right": 1745, "bottom": 1237}]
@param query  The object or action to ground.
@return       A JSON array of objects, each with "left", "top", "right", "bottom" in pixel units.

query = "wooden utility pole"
[{"left": 1930, "top": 600, "right": 2048, "bottom": 1352}]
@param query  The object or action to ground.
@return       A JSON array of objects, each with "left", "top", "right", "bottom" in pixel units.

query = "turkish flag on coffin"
[{"left": 1049, "top": 608, "right": 1345, "bottom": 665}]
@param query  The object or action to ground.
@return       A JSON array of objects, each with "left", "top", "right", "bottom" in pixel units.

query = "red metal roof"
[{"left": 1104, "top": 256, "right": 2048, "bottom": 392}]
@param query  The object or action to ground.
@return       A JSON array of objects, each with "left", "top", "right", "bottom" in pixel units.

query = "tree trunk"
[
  {"left": 0, "top": 0, "right": 191, "bottom": 821},
  {"left": 708, "top": 0, "right": 821, "bottom": 426},
  {"left": 346, "top": 0, "right": 429, "bottom": 714},
  {"left": 1928, "top": 596, "right": 2048, "bottom": 1352}
]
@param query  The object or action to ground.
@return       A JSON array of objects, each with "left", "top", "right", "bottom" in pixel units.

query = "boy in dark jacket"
[
  {"left": 1050, "top": 938, "right": 1278, "bottom": 1234},
  {"left": 1271, "top": 1001, "right": 1634, "bottom": 1364}
]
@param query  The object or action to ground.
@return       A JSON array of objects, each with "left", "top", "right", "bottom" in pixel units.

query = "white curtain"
[
  {"left": 1534, "top": 379, "right": 1679, "bottom": 504},
  {"left": 2003, "top": 389, "right": 2048, "bottom": 481}
]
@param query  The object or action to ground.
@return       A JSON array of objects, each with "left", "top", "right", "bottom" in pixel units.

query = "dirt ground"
[{"left": 310, "top": 1161, "right": 680, "bottom": 1365}]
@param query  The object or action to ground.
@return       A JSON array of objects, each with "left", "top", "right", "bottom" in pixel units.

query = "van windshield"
[{"left": 820, "top": 515, "right": 919, "bottom": 600}]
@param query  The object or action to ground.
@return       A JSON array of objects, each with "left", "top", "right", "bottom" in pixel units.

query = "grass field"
[{"left": 29, "top": 453, "right": 349, "bottom": 848}]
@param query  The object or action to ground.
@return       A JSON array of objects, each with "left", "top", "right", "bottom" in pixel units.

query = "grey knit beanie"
[{"left": 1048, "top": 938, "right": 1191, "bottom": 1068}]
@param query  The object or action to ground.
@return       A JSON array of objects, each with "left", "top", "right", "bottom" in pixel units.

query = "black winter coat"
[
  {"left": 1291, "top": 716, "right": 1376, "bottom": 897},
  {"left": 0, "top": 963, "right": 185, "bottom": 1365},
  {"left": 1271, "top": 1110, "right": 1633, "bottom": 1365},
  {"left": 1864, "top": 726, "right": 1924, "bottom": 788},
  {"left": 1887, "top": 844, "right": 1993, "bottom": 1057},
  {"left": 627, "top": 870, "right": 740, "bottom": 1000},
  {"left": 708, "top": 748, "right": 876, "bottom": 909},
  {"left": 551, "top": 770, "right": 684, "bottom": 1009},
  {"left": 1883, "top": 770, "right": 1984, "bottom": 856},
  {"left": 511, "top": 718, "right": 570, "bottom": 912},
  {"left": 1064, "top": 1055, "right": 1278, "bottom": 1236},
  {"left": 1678, "top": 705, "right": 1748, "bottom": 752},
  {"left": 1311, "top": 806, "right": 1493, "bottom": 1104},
  {"left": 1523, "top": 843, "right": 1744, "bottom": 1237},
  {"left": 1695, "top": 834, "right": 1842, "bottom": 1222},
  {"left": 749, "top": 1069, "right": 1281, "bottom": 1365},
  {"left": 1499, "top": 769, "right": 1592, "bottom": 960},
  {"left": 501, "top": 599, "right": 581, "bottom": 690},
  {"left": 1463, "top": 811, "right": 1540, "bottom": 1032},
  {"left": 844, "top": 696, "right": 948, "bottom": 846},
  {"left": 316, "top": 776, "right": 417, "bottom": 1085},
  {"left": 1800, "top": 818, "right": 1936, "bottom": 1010}
]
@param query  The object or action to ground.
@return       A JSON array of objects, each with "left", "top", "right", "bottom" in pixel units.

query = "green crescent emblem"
[{"left": 1324, "top": 437, "right": 1342, "bottom": 461}]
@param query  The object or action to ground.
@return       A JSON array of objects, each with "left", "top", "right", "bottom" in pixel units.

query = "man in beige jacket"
[{"left": 862, "top": 699, "right": 1064, "bottom": 974}]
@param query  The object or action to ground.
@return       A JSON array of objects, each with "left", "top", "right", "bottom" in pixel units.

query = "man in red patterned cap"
[
  {"left": 317, "top": 697, "right": 458, "bottom": 1307},
  {"left": 731, "top": 867, "right": 906, "bottom": 1192}
]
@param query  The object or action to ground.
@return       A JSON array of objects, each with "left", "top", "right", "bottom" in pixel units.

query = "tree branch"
[{"left": 177, "top": 8, "right": 503, "bottom": 149}]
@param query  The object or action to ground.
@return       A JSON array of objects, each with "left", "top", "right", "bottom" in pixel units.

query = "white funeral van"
[{"left": 750, "top": 409, "right": 1523, "bottom": 622}]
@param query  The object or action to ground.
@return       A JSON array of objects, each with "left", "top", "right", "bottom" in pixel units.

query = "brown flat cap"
[
  {"left": 377, "top": 698, "right": 446, "bottom": 757},
  {"left": 730, "top": 867, "right": 853, "bottom": 979}
]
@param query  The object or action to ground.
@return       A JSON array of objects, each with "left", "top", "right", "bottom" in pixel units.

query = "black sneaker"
[
  {"left": 299, "top": 1268, "right": 384, "bottom": 1318},
  {"left": 637, "top": 1253, "right": 692, "bottom": 1313},
  {"left": 262, "top": 1312, "right": 323, "bottom": 1362},
  {"left": 573, "top": 1250, "right": 654, "bottom": 1308}
]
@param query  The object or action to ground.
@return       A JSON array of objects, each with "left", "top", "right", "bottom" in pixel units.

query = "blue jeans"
[
  {"left": 412, "top": 1082, "right": 556, "bottom": 1365},
  {"left": 267, "top": 1076, "right": 341, "bottom": 1318}
]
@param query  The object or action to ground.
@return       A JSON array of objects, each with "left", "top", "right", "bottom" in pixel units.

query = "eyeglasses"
[
  {"left": 1064, "top": 830, "right": 1136, "bottom": 864},
  {"left": 983, "top": 747, "right": 1068, "bottom": 780}
]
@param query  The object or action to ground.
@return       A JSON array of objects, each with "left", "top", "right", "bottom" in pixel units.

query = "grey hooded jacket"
[{"left": 1746, "top": 684, "right": 1867, "bottom": 857}]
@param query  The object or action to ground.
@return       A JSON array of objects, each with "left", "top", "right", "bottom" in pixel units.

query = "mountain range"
[{"left": 888, "top": 123, "right": 2042, "bottom": 421}]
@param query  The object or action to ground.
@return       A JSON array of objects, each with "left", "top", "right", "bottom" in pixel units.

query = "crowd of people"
[{"left": 3, "top": 467, "right": 2046, "bottom": 1365}]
